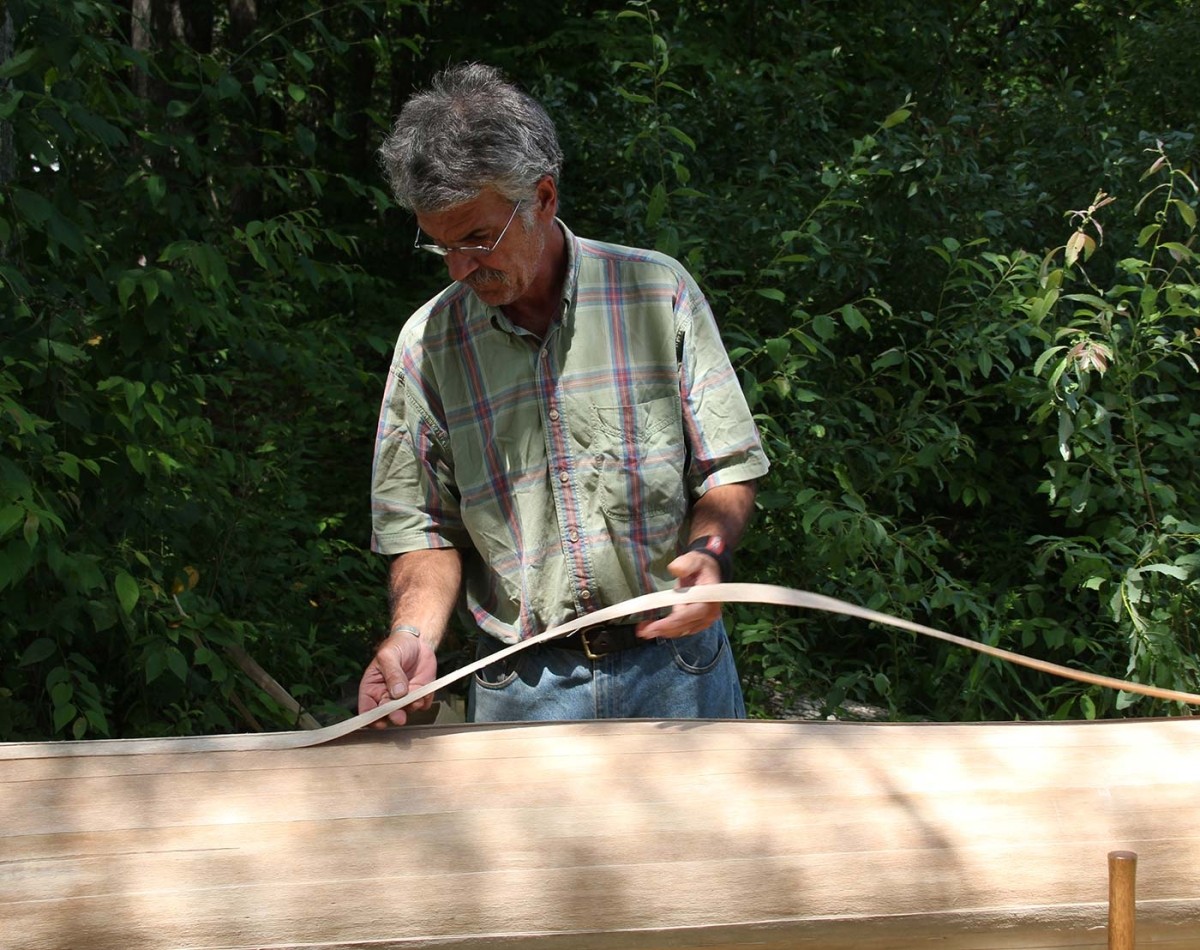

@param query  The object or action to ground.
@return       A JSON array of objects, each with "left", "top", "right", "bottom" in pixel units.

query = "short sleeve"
[{"left": 370, "top": 359, "right": 469, "bottom": 554}]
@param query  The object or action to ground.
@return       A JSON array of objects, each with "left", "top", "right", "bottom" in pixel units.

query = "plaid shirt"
[{"left": 371, "top": 221, "right": 768, "bottom": 643}]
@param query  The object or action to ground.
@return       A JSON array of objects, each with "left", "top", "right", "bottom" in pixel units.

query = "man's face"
[{"left": 416, "top": 189, "right": 547, "bottom": 309}]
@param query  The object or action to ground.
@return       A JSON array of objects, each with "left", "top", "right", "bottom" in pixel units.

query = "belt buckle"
[{"left": 580, "top": 628, "right": 604, "bottom": 661}]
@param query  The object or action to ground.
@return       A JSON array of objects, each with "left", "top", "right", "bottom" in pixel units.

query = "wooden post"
[{"left": 1108, "top": 850, "right": 1138, "bottom": 950}]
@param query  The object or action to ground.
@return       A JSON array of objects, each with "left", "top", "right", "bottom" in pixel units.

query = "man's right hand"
[{"left": 357, "top": 631, "right": 438, "bottom": 727}]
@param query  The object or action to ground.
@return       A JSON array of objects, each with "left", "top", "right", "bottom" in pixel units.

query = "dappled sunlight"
[{"left": 3, "top": 719, "right": 1200, "bottom": 948}]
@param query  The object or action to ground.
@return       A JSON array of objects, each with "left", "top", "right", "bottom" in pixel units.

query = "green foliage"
[
  {"left": 3, "top": 0, "right": 1199, "bottom": 737},
  {"left": 0, "top": 0, "right": 397, "bottom": 738},
  {"left": 1024, "top": 144, "right": 1200, "bottom": 714}
]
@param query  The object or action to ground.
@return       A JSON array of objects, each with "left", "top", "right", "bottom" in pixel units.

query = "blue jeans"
[{"left": 468, "top": 618, "right": 746, "bottom": 722}]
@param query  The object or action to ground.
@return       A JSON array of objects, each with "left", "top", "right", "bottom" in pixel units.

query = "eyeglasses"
[{"left": 414, "top": 201, "right": 521, "bottom": 257}]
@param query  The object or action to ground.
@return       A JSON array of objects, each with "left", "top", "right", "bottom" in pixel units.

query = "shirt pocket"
[{"left": 586, "top": 395, "right": 688, "bottom": 525}]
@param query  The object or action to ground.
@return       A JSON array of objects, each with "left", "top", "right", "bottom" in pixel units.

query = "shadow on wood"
[{"left": 2, "top": 718, "right": 1198, "bottom": 949}]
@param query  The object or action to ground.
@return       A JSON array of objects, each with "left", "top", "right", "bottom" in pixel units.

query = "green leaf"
[
  {"left": 0, "top": 505, "right": 23, "bottom": 539},
  {"left": 812, "top": 313, "right": 837, "bottom": 341},
  {"left": 291, "top": 49, "right": 315, "bottom": 72},
  {"left": 755, "top": 288, "right": 786, "bottom": 303},
  {"left": 1033, "top": 345, "right": 1066, "bottom": 377},
  {"left": 646, "top": 182, "right": 667, "bottom": 229},
  {"left": 1171, "top": 199, "right": 1197, "bottom": 229},
  {"left": 115, "top": 571, "right": 140, "bottom": 615},
  {"left": 158, "top": 240, "right": 197, "bottom": 262},
  {"left": 146, "top": 648, "right": 166, "bottom": 684},
  {"left": 665, "top": 125, "right": 696, "bottom": 151},
  {"left": 1061, "top": 293, "right": 1110, "bottom": 310},
  {"left": 12, "top": 188, "right": 54, "bottom": 225},
  {"left": 53, "top": 703, "right": 78, "bottom": 732},
  {"left": 0, "top": 89, "right": 24, "bottom": 121},
  {"left": 216, "top": 73, "right": 240, "bottom": 99},
  {"left": 841, "top": 304, "right": 870, "bottom": 333},
  {"left": 19, "top": 638, "right": 57, "bottom": 667},
  {"left": 118, "top": 275, "right": 136, "bottom": 308},
  {"left": 1057, "top": 410, "right": 1074, "bottom": 461},
  {"left": 166, "top": 647, "right": 189, "bottom": 683},
  {"left": 0, "top": 48, "right": 39, "bottom": 79},
  {"left": 871, "top": 348, "right": 904, "bottom": 371},
  {"left": 23, "top": 511, "right": 40, "bottom": 546},
  {"left": 1138, "top": 563, "right": 1188, "bottom": 580},
  {"left": 764, "top": 337, "right": 790, "bottom": 364},
  {"left": 146, "top": 175, "right": 166, "bottom": 204},
  {"left": 882, "top": 107, "right": 911, "bottom": 129},
  {"left": 616, "top": 87, "right": 653, "bottom": 105},
  {"left": 84, "top": 707, "right": 110, "bottom": 736},
  {"left": 1029, "top": 288, "right": 1060, "bottom": 325}
]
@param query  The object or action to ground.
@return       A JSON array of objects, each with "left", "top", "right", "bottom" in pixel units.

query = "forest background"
[{"left": 2, "top": 0, "right": 1198, "bottom": 741}]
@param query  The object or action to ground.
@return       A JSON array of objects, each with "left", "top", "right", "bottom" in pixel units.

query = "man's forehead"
[{"left": 417, "top": 191, "right": 507, "bottom": 240}]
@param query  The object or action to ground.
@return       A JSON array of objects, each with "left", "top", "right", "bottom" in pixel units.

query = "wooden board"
[{"left": 2, "top": 718, "right": 1199, "bottom": 949}]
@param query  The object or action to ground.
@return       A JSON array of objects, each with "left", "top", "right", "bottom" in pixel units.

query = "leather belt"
[{"left": 553, "top": 624, "right": 646, "bottom": 660}]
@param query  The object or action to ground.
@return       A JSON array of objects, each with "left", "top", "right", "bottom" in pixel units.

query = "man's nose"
[{"left": 445, "top": 250, "right": 480, "bottom": 282}]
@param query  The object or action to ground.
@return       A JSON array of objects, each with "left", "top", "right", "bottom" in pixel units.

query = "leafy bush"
[{"left": 2, "top": 0, "right": 1197, "bottom": 737}]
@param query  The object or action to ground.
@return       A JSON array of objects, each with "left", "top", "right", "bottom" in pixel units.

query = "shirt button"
[
  {"left": 548, "top": 409, "right": 560, "bottom": 421},
  {"left": 559, "top": 470, "right": 569, "bottom": 483},
  {"left": 569, "top": 531, "right": 578, "bottom": 543},
  {"left": 580, "top": 589, "right": 591, "bottom": 600}
]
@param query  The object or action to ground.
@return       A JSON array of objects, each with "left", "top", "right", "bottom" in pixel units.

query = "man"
[{"left": 357, "top": 63, "right": 769, "bottom": 725}]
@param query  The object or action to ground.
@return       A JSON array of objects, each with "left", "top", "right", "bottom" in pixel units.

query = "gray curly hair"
[{"left": 379, "top": 63, "right": 564, "bottom": 213}]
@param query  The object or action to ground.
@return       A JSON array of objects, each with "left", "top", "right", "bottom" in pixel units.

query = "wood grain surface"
[{"left": 3, "top": 718, "right": 1199, "bottom": 949}]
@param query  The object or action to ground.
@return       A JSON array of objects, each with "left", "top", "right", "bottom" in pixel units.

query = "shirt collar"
[{"left": 558, "top": 218, "right": 579, "bottom": 313}]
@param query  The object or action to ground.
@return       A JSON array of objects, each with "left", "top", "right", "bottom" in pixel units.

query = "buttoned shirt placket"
[{"left": 536, "top": 310, "right": 599, "bottom": 625}]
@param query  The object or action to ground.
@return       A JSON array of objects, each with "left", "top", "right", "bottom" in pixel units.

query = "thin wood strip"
[{"left": 3, "top": 584, "right": 1198, "bottom": 760}]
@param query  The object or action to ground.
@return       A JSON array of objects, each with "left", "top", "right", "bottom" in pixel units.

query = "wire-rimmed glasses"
[{"left": 413, "top": 201, "right": 521, "bottom": 257}]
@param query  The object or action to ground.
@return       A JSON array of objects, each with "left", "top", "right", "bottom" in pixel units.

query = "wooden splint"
[{"left": 2, "top": 716, "right": 1199, "bottom": 949}]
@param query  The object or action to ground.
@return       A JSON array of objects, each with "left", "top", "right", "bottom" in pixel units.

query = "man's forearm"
[
  {"left": 688, "top": 481, "right": 758, "bottom": 549},
  {"left": 386, "top": 548, "right": 464, "bottom": 651}
]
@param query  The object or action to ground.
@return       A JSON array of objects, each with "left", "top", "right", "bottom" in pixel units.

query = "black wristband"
[{"left": 687, "top": 535, "right": 733, "bottom": 583}]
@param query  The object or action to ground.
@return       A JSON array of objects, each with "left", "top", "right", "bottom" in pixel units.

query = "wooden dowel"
[{"left": 1108, "top": 850, "right": 1138, "bottom": 950}]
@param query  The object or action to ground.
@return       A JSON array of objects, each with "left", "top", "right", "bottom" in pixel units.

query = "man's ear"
[{"left": 534, "top": 175, "right": 558, "bottom": 218}]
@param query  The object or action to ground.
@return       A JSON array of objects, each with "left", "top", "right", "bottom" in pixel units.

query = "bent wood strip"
[
  {"left": 3, "top": 584, "right": 1197, "bottom": 761},
  {"left": 2, "top": 719, "right": 1199, "bottom": 950}
]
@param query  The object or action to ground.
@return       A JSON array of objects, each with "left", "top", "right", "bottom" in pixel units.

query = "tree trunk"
[
  {"left": 228, "top": 0, "right": 257, "bottom": 52},
  {"left": 0, "top": 7, "right": 14, "bottom": 187}
]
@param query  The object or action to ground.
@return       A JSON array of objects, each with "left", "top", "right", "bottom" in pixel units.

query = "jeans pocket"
[
  {"left": 669, "top": 623, "right": 726, "bottom": 675},
  {"left": 473, "top": 644, "right": 525, "bottom": 691}
]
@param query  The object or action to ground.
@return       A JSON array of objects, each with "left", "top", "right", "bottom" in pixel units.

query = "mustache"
[{"left": 466, "top": 268, "right": 511, "bottom": 288}]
